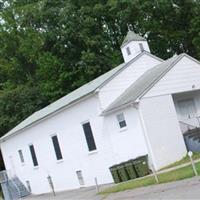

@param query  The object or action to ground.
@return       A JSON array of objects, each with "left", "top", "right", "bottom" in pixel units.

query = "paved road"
[
  {"left": 25, "top": 176, "right": 200, "bottom": 200},
  {"left": 25, "top": 186, "right": 103, "bottom": 200}
]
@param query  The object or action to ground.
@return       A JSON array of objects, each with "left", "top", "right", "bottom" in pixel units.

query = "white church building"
[{"left": 1, "top": 30, "right": 200, "bottom": 194}]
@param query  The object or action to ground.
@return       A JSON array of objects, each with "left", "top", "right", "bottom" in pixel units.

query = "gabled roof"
[
  {"left": 102, "top": 53, "right": 194, "bottom": 114},
  {"left": 1, "top": 51, "right": 162, "bottom": 141},
  {"left": 121, "top": 30, "right": 146, "bottom": 47},
  {"left": 0, "top": 63, "right": 124, "bottom": 141}
]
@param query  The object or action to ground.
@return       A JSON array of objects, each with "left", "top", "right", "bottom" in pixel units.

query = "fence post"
[
  {"left": 47, "top": 175, "right": 56, "bottom": 196},
  {"left": 151, "top": 164, "right": 159, "bottom": 183},
  {"left": 94, "top": 177, "right": 99, "bottom": 193},
  {"left": 188, "top": 151, "right": 198, "bottom": 176}
]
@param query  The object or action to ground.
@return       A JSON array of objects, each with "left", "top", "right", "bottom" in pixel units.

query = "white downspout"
[{"left": 137, "top": 102, "right": 158, "bottom": 171}]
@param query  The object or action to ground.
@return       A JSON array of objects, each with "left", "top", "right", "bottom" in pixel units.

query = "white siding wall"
[
  {"left": 1, "top": 96, "right": 147, "bottom": 194},
  {"left": 140, "top": 95, "right": 187, "bottom": 170},
  {"left": 144, "top": 57, "right": 200, "bottom": 98},
  {"left": 99, "top": 54, "right": 161, "bottom": 109},
  {"left": 1, "top": 96, "right": 115, "bottom": 194},
  {"left": 103, "top": 106, "right": 148, "bottom": 163}
]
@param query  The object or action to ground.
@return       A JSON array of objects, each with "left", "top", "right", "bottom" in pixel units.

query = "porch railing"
[
  {"left": 196, "top": 116, "right": 200, "bottom": 127},
  {"left": 179, "top": 120, "right": 196, "bottom": 133}
]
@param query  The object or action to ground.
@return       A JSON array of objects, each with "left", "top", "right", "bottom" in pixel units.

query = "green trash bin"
[
  {"left": 109, "top": 165, "right": 121, "bottom": 183},
  {"left": 117, "top": 163, "right": 130, "bottom": 182},
  {"left": 124, "top": 160, "right": 137, "bottom": 180},
  {"left": 133, "top": 155, "right": 149, "bottom": 177}
]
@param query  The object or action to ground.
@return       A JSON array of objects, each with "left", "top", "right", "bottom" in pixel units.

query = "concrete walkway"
[
  {"left": 122, "top": 158, "right": 200, "bottom": 183},
  {"left": 157, "top": 158, "right": 200, "bottom": 174},
  {"left": 25, "top": 185, "right": 107, "bottom": 200},
  {"left": 104, "top": 176, "right": 200, "bottom": 200},
  {"left": 105, "top": 177, "right": 200, "bottom": 200}
]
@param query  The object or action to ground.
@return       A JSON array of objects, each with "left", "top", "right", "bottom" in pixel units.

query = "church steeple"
[{"left": 121, "top": 30, "right": 150, "bottom": 63}]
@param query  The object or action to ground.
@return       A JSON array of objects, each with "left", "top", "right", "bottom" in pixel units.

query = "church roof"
[
  {"left": 102, "top": 53, "right": 191, "bottom": 114},
  {"left": 121, "top": 30, "right": 146, "bottom": 47},
  {"left": 1, "top": 51, "right": 162, "bottom": 141}
]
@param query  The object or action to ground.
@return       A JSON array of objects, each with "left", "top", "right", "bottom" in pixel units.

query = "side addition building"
[{"left": 1, "top": 31, "right": 200, "bottom": 194}]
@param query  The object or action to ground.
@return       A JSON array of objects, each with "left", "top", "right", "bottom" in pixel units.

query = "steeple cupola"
[{"left": 121, "top": 31, "right": 150, "bottom": 63}]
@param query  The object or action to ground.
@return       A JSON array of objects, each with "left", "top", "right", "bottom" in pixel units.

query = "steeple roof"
[{"left": 121, "top": 30, "right": 146, "bottom": 47}]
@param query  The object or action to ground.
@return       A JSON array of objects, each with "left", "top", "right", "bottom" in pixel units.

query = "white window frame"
[
  {"left": 139, "top": 43, "right": 144, "bottom": 51},
  {"left": 81, "top": 120, "right": 98, "bottom": 153},
  {"left": 126, "top": 46, "right": 131, "bottom": 55},
  {"left": 18, "top": 149, "right": 25, "bottom": 164},
  {"left": 50, "top": 133, "right": 64, "bottom": 162},
  {"left": 116, "top": 113, "right": 127, "bottom": 130},
  {"left": 76, "top": 170, "right": 85, "bottom": 186},
  {"left": 28, "top": 143, "right": 39, "bottom": 169}
]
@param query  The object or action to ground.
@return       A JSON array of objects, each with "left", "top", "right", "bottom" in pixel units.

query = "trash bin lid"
[
  {"left": 135, "top": 155, "right": 148, "bottom": 160},
  {"left": 109, "top": 164, "right": 118, "bottom": 169},
  {"left": 124, "top": 161, "right": 133, "bottom": 166},
  {"left": 132, "top": 159, "right": 142, "bottom": 164}
]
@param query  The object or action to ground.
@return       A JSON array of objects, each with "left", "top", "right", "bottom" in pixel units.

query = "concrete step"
[
  {"left": 7, "top": 180, "right": 21, "bottom": 199},
  {"left": 10, "top": 177, "right": 30, "bottom": 198}
]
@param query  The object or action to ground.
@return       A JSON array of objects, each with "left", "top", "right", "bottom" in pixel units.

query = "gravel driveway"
[{"left": 25, "top": 176, "right": 200, "bottom": 200}]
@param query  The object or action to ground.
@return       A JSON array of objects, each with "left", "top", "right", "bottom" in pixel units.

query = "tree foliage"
[{"left": 0, "top": 0, "right": 199, "bottom": 136}]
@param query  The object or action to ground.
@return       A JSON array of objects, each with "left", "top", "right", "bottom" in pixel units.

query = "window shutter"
[
  {"left": 29, "top": 145, "right": 38, "bottom": 167},
  {"left": 52, "top": 135, "right": 63, "bottom": 160},
  {"left": 82, "top": 122, "right": 97, "bottom": 151}
]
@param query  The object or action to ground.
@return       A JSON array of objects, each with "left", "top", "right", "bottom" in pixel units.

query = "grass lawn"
[
  {"left": 160, "top": 153, "right": 200, "bottom": 170},
  {"left": 101, "top": 161, "right": 200, "bottom": 194}
]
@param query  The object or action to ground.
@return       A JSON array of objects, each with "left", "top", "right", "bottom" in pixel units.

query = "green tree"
[
  {"left": 0, "top": 84, "right": 47, "bottom": 136},
  {"left": 0, "top": 0, "right": 199, "bottom": 138}
]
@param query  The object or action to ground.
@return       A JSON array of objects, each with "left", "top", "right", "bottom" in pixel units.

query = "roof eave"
[
  {"left": 100, "top": 100, "right": 139, "bottom": 116},
  {"left": 0, "top": 91, "right": 96, "bottom": 142},
  {"left": 96, "top": 51, "right": 163, "bottom": 91},
  {"left": 1, "top": 51, "right": 164, "bottom": 142},
  {"left": 121, "top": 39, "right": 146, "bottom": 48}
]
